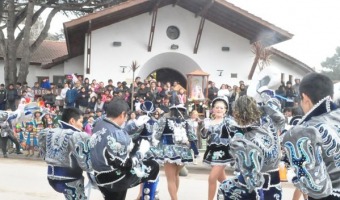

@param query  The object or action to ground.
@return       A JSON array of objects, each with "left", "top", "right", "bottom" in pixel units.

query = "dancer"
[
  {"left": 134, "top": 101, "right": 161, "bottom": 200},
  {"left": 201, "top": 97, "right": 233, "bottom": 200},
  {"left": 0, "top": 110, "right": 23, "bottom": 157},
  {"left": 155, "top": 104, "right": 193, "bottom": 200},
  {"left": 282, "top": 72, "right": 340, "bottom": 200},
  {"left": 218, "top": 94, "right": 284, "bottom": 200},
  {"left": 89, "top": 99, "right": 159, "bottom": 200},
  {"left": 39, "top": 107, "right": 92, "bottom": 200}
]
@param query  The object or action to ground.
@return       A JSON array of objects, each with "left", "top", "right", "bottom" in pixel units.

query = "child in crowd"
[
  {"left": 84, "top": 116, "right": 94, "bottom": 136},
  {"left": 25, "top": 122, "right": 37, "bottom": 157},
  {"left": 187, "top": 110, "right": 200, "bottom": 164}
]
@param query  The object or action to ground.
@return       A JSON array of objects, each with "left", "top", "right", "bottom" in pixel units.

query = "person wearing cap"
[
  {"left": 201, "top": 96, "right": 233, "bottom": 200},
  {"left": 218, "top": 94, "right": 285, "bottom": 200},
  {"left": 38, "top": 107, "right": 92, "bottom": 200},
  {"left": 154, "top": 103, "right": 194, "bottom": 200},
  {"left": 282, "top": 73, "right": 340, "bottom": 200}
]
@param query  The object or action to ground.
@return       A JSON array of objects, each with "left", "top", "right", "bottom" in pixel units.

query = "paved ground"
[{"left": 0, "top": 154, "right": 302, "bottom": 200}]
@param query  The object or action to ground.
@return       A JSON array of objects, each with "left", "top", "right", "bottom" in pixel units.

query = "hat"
[
  {"left": 211, "top": 96, "right": 229, "bottom": 108},
  {"left": 169, "top": 104, "right": 187, "bottom": 111},
  {"left": 26, "top": 121, "right": 34, "bottom": 126},
  {"left": 140, "top": 101, "right": 156, "bottom": 114},
  {"left": 34, "top": 110, "right": 43, "bottom": 116}
]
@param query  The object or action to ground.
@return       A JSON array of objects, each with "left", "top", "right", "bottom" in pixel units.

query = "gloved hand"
[
  {"left": 135, "top": 115, "right": 150, "bottom": 127},
  {"left": 131, "top": 156, "right": 139, "bottom": 167},
  {"left": 286, "top": 168, "right": 297, "bottom": 183},
  {"left": 139, "top": 139, "right": 151, "bottom": 158},
  {"left": 203, "top": 118, "right": 211, "bottom": 129}
]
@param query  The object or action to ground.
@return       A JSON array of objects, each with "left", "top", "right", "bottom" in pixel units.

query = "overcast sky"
[
  {"left": 227, "top": 0, "right": 340, "bottom": 70},
  {"left": 50, "top": 0, "right": 340, "bottom": 70}
]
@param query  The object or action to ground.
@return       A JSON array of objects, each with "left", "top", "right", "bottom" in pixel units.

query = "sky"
[
  {"left": 227, "top": 0, "right": 340, "bottom": 70},
  {"left": 49, "top": 0, "right": 340, "bottom": 70}
]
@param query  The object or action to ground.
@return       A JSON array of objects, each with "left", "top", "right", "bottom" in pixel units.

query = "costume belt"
[
  {"left": 47, "top": 165, "right": 82, "bottom": 180},
  {"left": 239, "top": 168, "right": 280, "bottom": 189}
]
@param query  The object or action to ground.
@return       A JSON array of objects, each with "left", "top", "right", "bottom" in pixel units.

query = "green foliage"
[{"left": 321, "top": 47, "right": 340, "bottom": 81}]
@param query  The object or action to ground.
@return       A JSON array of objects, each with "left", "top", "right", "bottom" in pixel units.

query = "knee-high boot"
[{"left": 142, "top": 176, "right": 159, "bottom": 200}]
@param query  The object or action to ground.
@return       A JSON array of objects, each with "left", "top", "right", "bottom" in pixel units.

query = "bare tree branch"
[{"left": 30, "top": 8, "right": 59, "bottom": 52}]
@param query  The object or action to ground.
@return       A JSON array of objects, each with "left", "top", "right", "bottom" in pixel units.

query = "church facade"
[{"left": 0, "top": 0, "right": 313, "bottom": 87}]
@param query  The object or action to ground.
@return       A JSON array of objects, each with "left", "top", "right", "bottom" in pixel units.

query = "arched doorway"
[
  {"left": 137, "top": 52, "right": 202, "bottom": 87},
  {"left": 147, "top": 68, "right": 187, "bottom": 88}
]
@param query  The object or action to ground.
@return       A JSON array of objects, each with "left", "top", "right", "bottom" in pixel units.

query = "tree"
[
  {"left": 248, "top": 42, "right": 272, "bottom": 80},
  {"left": 46, "top": 29, "right": 65, "bottom": 41},
  {"left": 130, "top": 60, "right": 140, "bottom": 111},
  {"left": 0, "top": 0, "right": 126, "bottom": 85},
  {"left": 321, "top": 47, "right": 340, "bottom": 81}
]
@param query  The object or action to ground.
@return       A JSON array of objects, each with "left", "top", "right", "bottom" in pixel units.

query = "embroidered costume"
[
  {"left": 218, "top": 96, "right": 285, "bottom": 200},
  {"left": 0, "top": 111, "right": 22, "bottom": 157},
  {"left": 136, "top": 101, "right": 161, "bottom": 200},
  {"left": 39, "top": 121, "right": 92, "bottom": 200},
  {"left": 89, "top": 118, "right": 159, "bottom": 199},
  {"left": 201, "top": 117, "right": 234, "bottom": 166},
  {"left": 154, "top": 104, "right": 194, "bottom": 165},
  {"left": 282, "top": 96, "right": 340, "bottom": 199}
]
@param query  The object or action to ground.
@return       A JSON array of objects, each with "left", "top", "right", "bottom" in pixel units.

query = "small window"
[{"left": 231, "top": 73, "right": 237, "bottom": 78}]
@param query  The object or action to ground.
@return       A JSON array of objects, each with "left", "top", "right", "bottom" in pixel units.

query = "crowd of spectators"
[{"left": 0, "top": 75, "right": 302, "bottom": 119}]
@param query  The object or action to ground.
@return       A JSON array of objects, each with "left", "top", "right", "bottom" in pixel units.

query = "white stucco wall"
[
  {"left": 0, "top": 5, "right": 310, "bottom": 89},
  {"left": 0, "top": 55, "right": 83, "bottom": 87},
  {"left": 88, "top": 5, "right": 256, "bottom": 86}
]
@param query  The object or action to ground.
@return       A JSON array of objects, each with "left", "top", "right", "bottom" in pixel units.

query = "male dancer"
[
  {"left": 0, "top": 111, "right": 23, "bottom": 157},
  {"left": 39, "top": 108, "right": 92, "bottom": 200},
  {"left": 282, "top": 72, "right": 340, "bottom": 200},
  {"left": 89, "top": 99, "right": 159, "bottom": 200}
]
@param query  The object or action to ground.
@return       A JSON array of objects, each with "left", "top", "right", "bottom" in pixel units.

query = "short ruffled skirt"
[
  {"left": 203, "top": 143, "right": 233, "bottom": 166},
  {"left": 154, "top": 135, "right": 193, "bottom": 165}
]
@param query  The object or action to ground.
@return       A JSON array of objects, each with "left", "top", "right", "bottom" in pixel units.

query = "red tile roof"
[{"left": 0, "top": 40, "right": 68, "bottom": 68}]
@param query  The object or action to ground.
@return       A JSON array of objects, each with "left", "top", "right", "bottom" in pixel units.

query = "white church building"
[{"left": 0, "top": 0, "right": 313, "bottom": 87}]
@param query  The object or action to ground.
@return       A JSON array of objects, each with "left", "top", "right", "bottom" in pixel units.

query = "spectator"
[
  {"left": 77, "top": 87, "right": 89, "bottom": 113},
  {"left": 177, "top": 88, "right": 187, "bottom": 105},
  {"left": 137, "top": 83, "right": 148, "bottom": 99},
  {"left": 105, "top": 79, "right": 114, "bottom": 91},
  {"left": 42, "top": 89, "right": 55, "bottom": 107},
  {"left": 217, "top": 84, "right": 230, "bottom": 98},
  {"left": 6, "top": 84, "right": 18, "bottom": 111},
  {"left": 65, "top": 84, "right": 79, "bottom": 108},
  {"left": 88, "top": 96, "right": 97, "bottom": 111},
  {"left": 239, "top": 84, "right": 247, "bottom": 97},
  {"left": 293, "top": 78, "right": 301, "bottom": 102},
  {"left": 0, "top": 84, "right": 7, "bottom": 110},
  {"left": 208, "top": 82, "right": 218, "bottom": 101},
  {"left": 84, "top": 116, "right": 94, "bottom": 136},
  {"left": 40, "top": 78, "right": 51, "bottom": 90},
  {"left": 285, "top": 81, "right": 296, "bottom": 107},
  {"left": 32, "top": 82, "right": 41, "bottom": 90}
]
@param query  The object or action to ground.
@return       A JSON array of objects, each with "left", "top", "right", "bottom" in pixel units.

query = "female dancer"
[
  {"left": 155, "top": 105, "right": 193, "bottom": 200},
  {"left": 201, "top": 97, "right": 233, "bottom": 200},
  {"left": 218, "top": 95, "right": 284, "bottom": 200}
]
